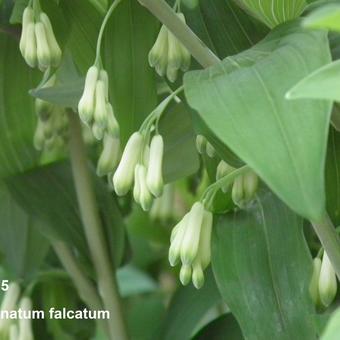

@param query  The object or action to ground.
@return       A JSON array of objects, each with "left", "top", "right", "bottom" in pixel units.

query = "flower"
[
  {"left": 319, "top": 251, "right": 337, "bottom": 307},
  {"left": 169, "top": 202, "right": 213, "bottom": 289},
  {"left": 96, "top": 134, "right": 120, "bottom": 177}
]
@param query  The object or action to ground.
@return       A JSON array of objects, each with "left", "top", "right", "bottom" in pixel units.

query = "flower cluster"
[
  {"left": 0, "top": 283, "right": 34, "bottom": 340},
  {"left": 33, "top": 75, "right": 68, "bottom": 152},
  {"left": 169, "top": 202, "right": 213, "bottom": 289},
  {"left": 216, "top": 160, "right": 259, "bottom": 208},
  {"left": 148, "top": 13, "right": 191, "bottom": 82},
  {"left": 310, "top": 251, "right": 337, "bottom": 308},
  {"left": 78, "top": 65, "right": 119, "bottom": 141},
  {"left": 20, "top": 3, "right": 61, "bottom": 70},
  {"left": 113, "top": 132, "right": 164, "bottom": 211}
]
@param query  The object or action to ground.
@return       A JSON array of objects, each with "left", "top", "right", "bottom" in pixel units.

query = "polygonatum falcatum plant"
[{"left": 1, "top": 0, "right": 340, "bottom": 339}]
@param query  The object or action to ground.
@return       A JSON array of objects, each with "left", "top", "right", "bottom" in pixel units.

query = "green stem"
[
  {"left": 52, "top": 241, "right": 110, "bottom": 338},
  {"left": 311, "top": 214, "right": 340, "bottom": 280},
  {"left": 95, "top": 0, "right": 124, "bottom": 65},
  {"left": 68, "top": 112, "right": 129, "bottom": 340},
  {"left": 137, "top": 0, "right": 220, "bottom": 68}
]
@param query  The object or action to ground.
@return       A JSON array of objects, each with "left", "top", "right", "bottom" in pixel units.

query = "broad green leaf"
[
  {"left": 287, "top": 60, "right": 340, "bottom": 102},
  {"left": 117, "top": 265, "right": 158, "bottom": 297},
  {"left": 193, "top": 314, "right": 243, "bottom": 340},
  {"left": 160, "top": 103, "right": 200, "bottom": 183},
  {"left": 0, "top": 33, "right": 40, "bottom": 179},
  {"left": 7, "top": 161, "right": 126, "bottom": 268},
  {"left": 0, "top": 183, "right": 49, "bottom": 280},
  {"left": 325, "top": 127, "right": 340, "bottom": 225},
  {"left": 184, "top": 24, "right": 332, "bottom": 221},
  {"left": 157, "top": 270, "right": 222, "bottom": 340},
  {"left": 234, "top": 0, "right": 307, "bottom": 28},
  {"left": 321, "top": 308, "right": 340, "bottom": 339},
  {"left": 59, "top": 0, "right": 102, "bottom": 73},
  {"left": 212, "top": 190, "right": 317, "bottom": 340},
  {"left": 103, "top": 0, "right": 158, "bottom": 144},
  {"left": 183, "top": 0, "right": 268, "bottom": 59},
  {"left": 303, "top": 3, "right": 340, "bottom": 31}
]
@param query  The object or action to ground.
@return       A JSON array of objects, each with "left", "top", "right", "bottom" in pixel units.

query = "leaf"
[
  {"left": 160, "top": 103, "right": 200, "bottom": 183},
  {"left": 233, "top": 0, "right": 307, "bottom": 28},
  {"left": 59, "top": 0, "right": 102, "bottom": 73},
  {"left": 0, "top": 33, "right": 40, "bottom": 179},
  {"left": 157, "top": 270, "right": 222, "bottom": 340},
  {"left": 303, "top": 3, "right": 340, "bottom": 31},
  {"left": 212, "top": 189, "right": 317, "bottom": 339},
  {"left": 321, "top": 308, "right": 340, "bottom": 339},
  {"left": 193, "top": 314, "right": 243, "bottom": 340},
  {"left": 287, "top": 60, "right": 340, "bottom": 102},
  {"left": 116, "top": 264, "right": 158, "bottom": 297},
  {"left": 0, "top": 183, "right": 49, "bottom": 280},
  {"left": 103, "top": 0, "right": 158, "bottom": 144},
  {"left": 184, "top": 23, "right": 332, "bottom": 221},
  {"left": 325, "top": 127, "right": 340, "bottom": 225},
  {"left": 7, "top": 161, "right": 126, "bottom": 268},
  {"left": 182, "top": 0, "right": 268, "bottom": 59}
]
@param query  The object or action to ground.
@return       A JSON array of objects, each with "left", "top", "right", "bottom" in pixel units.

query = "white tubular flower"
[
  {"left": 148, "top": 25, "right": 169, "bottom": 76},
  {"left": 180, "top": 202, "right": 204, "bottom": 265},
  {"left": 9, "top": 324, "right": 19, "bottom": 340},
  {"left": 39, "top": 12, "right": 61, "bottom": 67},
  {"left": 243, "top": 170, "right": 259, "bottom": 201},
  {"left": 167, "top": 31, "right": 182, "bottom": 82},
  {"left": 99, "top": 69, "right": 109, "bottom": 101},
  {"left": 35, "top": 22, "right": 51, "bottom": 70},
  {"left": 19, "top": 7, "right": 34, "bottom": 56},
  {"left": 192, "top": 260, "right": 204, "bottom": 289},
  {"left": 137, "top": 164, "right": 153, "bottom": 211},
  {"left": 0, "top": 282, "right": 20, "bottom": 330},
  {"left": 133, "top": 165, "right": 141, "bottom": 204},
  {"left": 176, "top": 13, "right": 191, "bottom": 72},
  {"left": 309, "top": 257, "right": 322, "bottom": 308},
  {"left": 113, "top": 132, "right": 143, "bottom": 196},
  {"left": 232, "top": 175, "right": 244, "bottom": 207},
  {"left": 96, "top": 134, "right": 120, "bottom": 177},
  {"left": 146, "top": 135, "right": 164, "bottom": 197},
  {"left": 196, "top": 135, "right": 207, "bottom": 154},
  {"left": 206, "top": 142, "right": 216, "bottom": 158},
  {"left": 319, "top": 251, "right": 337, "bottom": 307},
  {"left": 78, "top": 66, "right": 99, "bottom": 124},
  {"left": 18, "top": 297, "right": 34, "bottom": 340},
  {"left": 180, "top": 264, "right": 192, "bottom": 286},
  {"left": 216, "top": 160, "right": 235, "bottom": 193},
  {"left": 24, "top": 22, "right": 37, "bottom": 68},
  {"left": 169, "top": 213, "right": 189, "bottom": 266},
  {"left": 94, "top": 80, "right": 108, "bottom": 128},
  {"left": 106, "top": 103, "right": 120, "bottom": 138},
  {"left": 198, "top": 210, "right": 213, "bottom": 269}
]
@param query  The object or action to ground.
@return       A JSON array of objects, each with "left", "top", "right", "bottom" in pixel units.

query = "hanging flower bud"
[
  {"left": 35, "top": 22, "right": 52, "bottom": 70},
  {"left": 18, "top": 297, "right": 34, "bottom": 340},
  {"left": 232, "top": 175, "right": 245, "bottom": 207},
  {"left": 96, "top": 135, "right": 120, "bottom": 177},
  {"left": 106, "top": 103, "right": 120, "bottom": 138},
  {"left": 206, "top": 142, "right": 216, "bottom": 158},
  {"left": 148, "top": 25, "right": 169, "bottom": 76},
  {"left": 180, "top": 202, "right": 204, "bottom": 265},
  {"left": 216, "top": 160, "right": 235, "bottom": 193},
  {"left": 146, "top": 135, "right": 164, "bottom": 197},
  {"left": 243, "top": 170, "right": 259, "bottom": 201},
  {"left": 167, "top": 31, "right": 182, "bottom": 82},
  {"left": 192, "top": 260, "right": 204, "bottom": 289},
  {"left": 133, "top": 165, "right": 141, "bottom": 204},
  {"left": 0, "top": 282, "right": 20, "bottom": 331},
  {"left": 169, "top": 213, "right": 189, "bottom": 266},
  {"left": 78, "top": 66, "right": 99, "bottom": 124},
  {"left": 39, "top": 12, "right": 62, "bottom": 67},
  {"left": 196, "top": 135, "right": 207, "bottom": 154},
  {"left": 24, "top": 22, "right": 37, "bottom": 68},
  {"left": 180, "top": 264, "right": 192, "bottom": 286},
  {"left": 94, "top": 80, "right": 108, "bottom": 128},
  {"left": 309, "top": 257, "right": 322, "bottom": 308},
  {"left": 319, "top": 251, "right": 337, "bottom": 307},
  {"left": 92, "top": 123, "right": 105, "bottom": 141},
  {"left": 113, "top": 132, "right": 143, "bottom": 196},
  {"left": 19, "top": 7, "right": 34, "bottom": 56},
  {"left": 99, "top": 69, "right": 109, "bottom": 101},
  {"left": 137, "top": 164, "right": 153, "bottom": 211}
]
